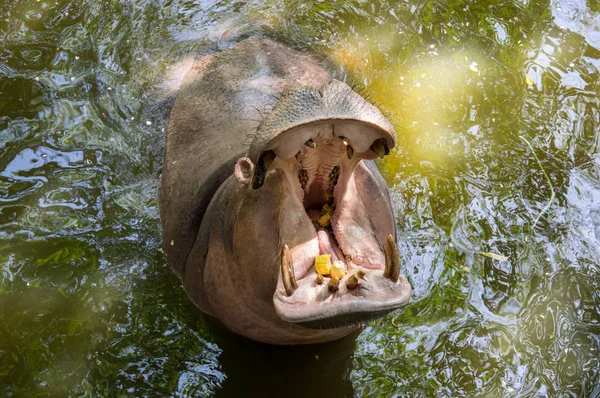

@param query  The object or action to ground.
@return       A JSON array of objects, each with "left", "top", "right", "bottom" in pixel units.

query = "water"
[{"left": 1, "top": 0, "right": 600, "bottom": 396}]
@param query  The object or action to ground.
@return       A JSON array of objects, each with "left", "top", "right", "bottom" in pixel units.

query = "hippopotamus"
[{"left": 158, "top": 38, "right": 411, "bottom": 345}]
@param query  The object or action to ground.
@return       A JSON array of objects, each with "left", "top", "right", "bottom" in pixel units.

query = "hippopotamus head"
[
  {"left": 160, "top": 39, "right": 411, "bottom": 344},
  {"left": 233, "top": 79, "right": 411, "bottom": 328}
]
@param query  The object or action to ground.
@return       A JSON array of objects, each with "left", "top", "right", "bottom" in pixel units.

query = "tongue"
[
  {"left": 317, "top": 228, "right": 344, "bottom": 261},
  {"left": 306, "top": 209, "right": 345, "bottom": 261}
]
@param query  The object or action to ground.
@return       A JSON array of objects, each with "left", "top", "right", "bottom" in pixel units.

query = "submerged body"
[{"left": 159, "top": 39, "right": 411, "bottom": 344}]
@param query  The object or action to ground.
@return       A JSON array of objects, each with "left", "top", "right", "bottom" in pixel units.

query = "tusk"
[
  {"left": 371, "top": 139, "right": 389, "bottom": 159},
  {"left": 346, "top": 272, "right": 361, "bottom": 289},
  {"left": 346, "top": 145, "right": 354, "bottom": 160},
  {"left": 383, "top": 234, "right": 400, "bottom": 282},
  {"left": 305, "top": 139, "right": 316, "bottom": 148},
  {"left": 252, "top": 150, "right": 276, "bottom": 189},
  {"left": 341, "top": 137, "right": 349, "bottom": 147},
  {"left": 281, "top": 245, "right": 297, "bottom": 296},
  {"left": 357, "top": 269, "right": 367, "bottom": 281}
]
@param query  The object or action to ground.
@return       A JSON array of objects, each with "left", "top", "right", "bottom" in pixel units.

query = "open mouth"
[{"left": 257, "top": 121, "right": 411, "bottom": 329}]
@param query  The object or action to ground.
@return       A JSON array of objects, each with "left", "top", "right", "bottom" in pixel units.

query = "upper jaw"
[{"left": 247, "top": 79, "right": 397, "bottom": 168}]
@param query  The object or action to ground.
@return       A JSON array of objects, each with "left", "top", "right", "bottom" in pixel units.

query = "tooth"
[
  {"left": 341, "top": 137, "right": 349, "bottom": 147},
  {"left": 316, "top": 274, "right": 324, "bottom": 284},
  {"left": 383, "top": 234, "right": 400, "bottom": 282},
  {"left": 346, "top": 145, "right": 354, "bottom": 160},
  {"left": 346, "top": 273, "right": 361, "bottom": 289},
  {"left": 305, "top": 139, "right": 316, "bottom": 148},
  {"left": 281, "top": 245, "right": 297, "bottom": 296},
  {"left": 328, "top": 276, "right": 339, "bottom": 292},
  {"left": 357, "top": 269, "right": 367, "bottom": 280},
  {"left": 252, "top": 150, "right": 276, "bottom": 189},
  {"left": 371, "top": 140, "right": 389, "bottom": 159}
]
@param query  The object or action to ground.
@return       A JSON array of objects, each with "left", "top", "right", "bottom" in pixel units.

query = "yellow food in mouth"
[
  {"left": 318, "top": 203, "right": 334, "bottom": 228},
  {"left": 314, "top": 254, "right": 332, "bottom": 275},
  {"left": 318, "top": 213, "right": 331, "bottom": 228},
  {"left": 314, "top": 255, "right": 346, "bottom": 280},
  {"left": 330, "top": 260, "right": 346, "bottom": 279}
]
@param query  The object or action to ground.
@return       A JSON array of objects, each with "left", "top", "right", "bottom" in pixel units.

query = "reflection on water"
[
  {"left": 1, "top": 0, "right": 600, "bottom": 396},
  {"left": 209, "top": 320, "right": 359, "bottom": 398}
]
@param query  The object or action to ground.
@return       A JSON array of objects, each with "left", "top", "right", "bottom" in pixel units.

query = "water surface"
[{"left": 1, "top": 0, "right": 600, "bottom": 396}]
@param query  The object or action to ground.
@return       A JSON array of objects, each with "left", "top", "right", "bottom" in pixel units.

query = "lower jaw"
[
  {"left": 275, "top": 233, "right": 409, "bottom": 328},
  {"left": 274, "top": 268, "right": 412, "bottom": 329}
]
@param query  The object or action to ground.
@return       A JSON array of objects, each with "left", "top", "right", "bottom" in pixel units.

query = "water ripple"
[{"left": 1, "top": 0, "right": 600, "bottom": 396}]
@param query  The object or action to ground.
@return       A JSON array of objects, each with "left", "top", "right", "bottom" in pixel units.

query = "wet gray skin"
[{"left": 159, "top": 38, "right": 411, "bottom": 344}]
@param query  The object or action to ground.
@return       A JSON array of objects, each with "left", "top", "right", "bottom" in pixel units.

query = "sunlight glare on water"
[{"left": 1, "top": 0, "right": 600, "bottom": 396}]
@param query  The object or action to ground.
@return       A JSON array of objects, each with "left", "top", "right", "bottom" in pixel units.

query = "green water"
[{"left": 1, "top": 0, "right": 600, "bottom": 396}]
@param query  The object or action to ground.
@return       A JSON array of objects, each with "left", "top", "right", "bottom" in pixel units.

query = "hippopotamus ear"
[{"left": 235, "top": 157, "right": 254, "bottom": 185}]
